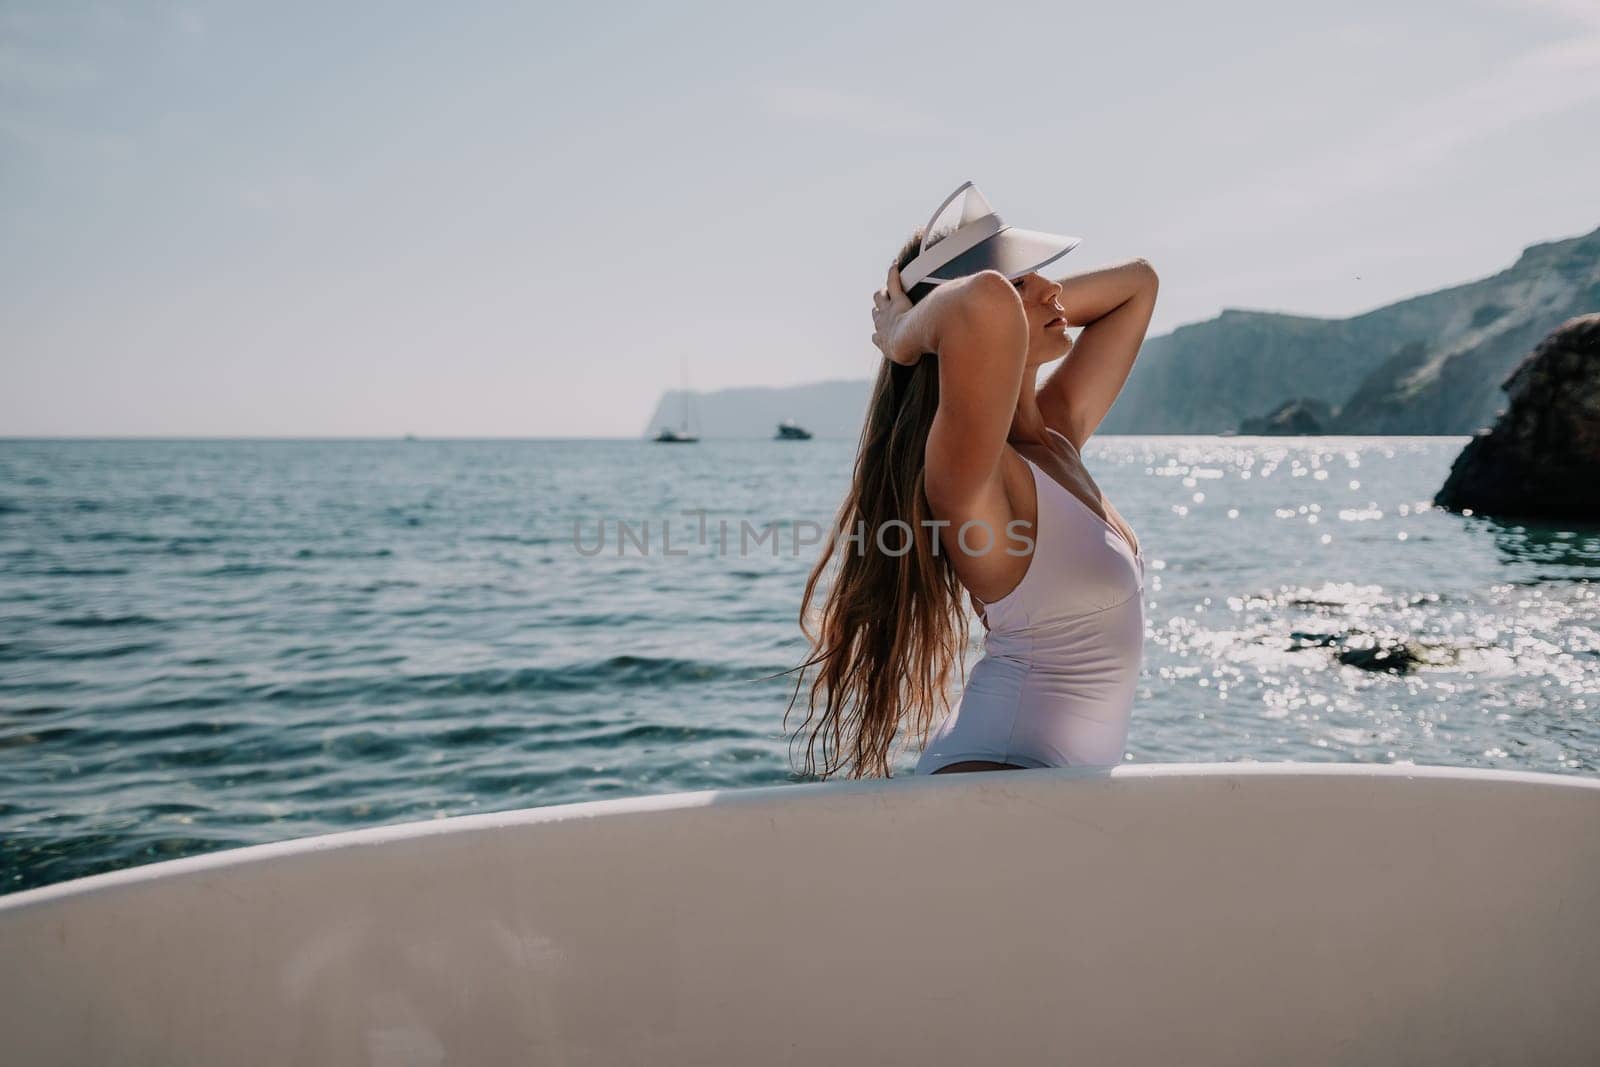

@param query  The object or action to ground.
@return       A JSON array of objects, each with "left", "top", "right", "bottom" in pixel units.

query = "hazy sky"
[{"left": 3, "top": 0, "right": 1598, "bottom": 437}]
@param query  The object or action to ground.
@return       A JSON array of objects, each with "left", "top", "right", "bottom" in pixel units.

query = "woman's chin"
[{"left": 1029, "top": 341, "right": 1073, "bottom": 365}]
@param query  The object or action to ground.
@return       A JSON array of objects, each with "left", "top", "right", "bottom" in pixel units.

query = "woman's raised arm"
[
  {"left": 871, "top": 267, "right": 1029, "bottom": 514},
  {"left": 924, "top": 272, "right": 1030, "bottom": 515},
  {"left": 1036, "top": 258, "right": 1159, "bottom": 449}
]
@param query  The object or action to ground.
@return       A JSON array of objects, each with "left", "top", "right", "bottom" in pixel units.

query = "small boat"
[
  {"left": 653, "top": 358, "right": 700, "bottom": 444},
  {"left": 775, "top": 420, "right": 813, "bottom": 440},
  {"left": 3, "top": 763, "right": 1597, "bottom": 1063}
]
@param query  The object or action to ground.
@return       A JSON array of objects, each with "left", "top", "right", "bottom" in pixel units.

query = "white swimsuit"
[{"left": 915, "top": 429, "right": 1144, "bottom": 773}]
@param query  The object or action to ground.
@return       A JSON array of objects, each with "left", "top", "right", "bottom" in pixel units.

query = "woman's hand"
[{"left": 871, "top": 263, "right": 920, "bottom": 366}]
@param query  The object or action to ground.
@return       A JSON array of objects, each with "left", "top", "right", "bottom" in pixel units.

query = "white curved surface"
[{"left": 2, "top": 762, "right": 1598, "bottom": 1066}]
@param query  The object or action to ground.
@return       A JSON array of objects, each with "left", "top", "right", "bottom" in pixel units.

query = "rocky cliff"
[
  {"left": 1434, "top": 315, "right": 1600, "bottom": 520},
  {"left": 1098, "top": 225, "right": 1600, "bottom": 435},
  {"left": 1335, "top": 233, "right": 1600, "bottom": 433},
  {"left": 1238, "top": 397, "right": 1333, "bottom": 435}
]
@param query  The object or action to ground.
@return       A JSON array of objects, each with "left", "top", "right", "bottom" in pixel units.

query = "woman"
[{"left": 786, "top": 182, "right": 1158, "bottom": 779}]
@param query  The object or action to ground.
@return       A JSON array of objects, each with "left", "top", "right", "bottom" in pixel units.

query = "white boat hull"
[{"left": 2, "top": 762, "right": 1597, "bottom": 1065}]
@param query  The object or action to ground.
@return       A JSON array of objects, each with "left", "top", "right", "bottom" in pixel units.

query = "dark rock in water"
[
  {"left": 1240, "top": 397, "right": 1333, "bottom": 435},
  {"left": 1435, "top": 315, "right": 1600, "bottom": 521},
  {"left": 1288, "top": 630, "right": 1425, "bottom": 673},
  {"left": 1287, "top": 630, "right": 1342, "bottom": 650},
  {"left": 1336, "top": 635, "right": 1422, "bottom": 674}
]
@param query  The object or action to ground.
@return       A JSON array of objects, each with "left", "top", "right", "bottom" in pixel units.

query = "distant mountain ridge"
[
  {"left": 1101, "top": 224, "right": 1600, "bottom": 434},
  {"left": 643, "top": 225, "right": 1600, "bottom": 437},
  {"left": 1332, "top": 231, "right": 1600, "bottom": 433},
  {"left": 642, "top": 379, "right": 869, "bottom": 439}
]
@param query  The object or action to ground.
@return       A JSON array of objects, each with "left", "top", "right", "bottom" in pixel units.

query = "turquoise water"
[{"left": 2, "top": 437, "right": 1597, "bottom": 894}]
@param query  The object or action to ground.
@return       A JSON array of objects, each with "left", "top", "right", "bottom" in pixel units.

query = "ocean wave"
[
  {"left": 61, "top": 531, "right": 163, "bottom": 545},
  {"left": 26, "top": 565, "right": 131, "bottom": 577},
  {"left": 2, "top": 640, "right": 166, "bottom": 662},
  {"left": 121, "top": 656, "right": 786, "bottom": 712},
  {"left": 54, "top": 613, "right": 164, "bottom": 629},
  {"left": 566, "top": 722, "right": 763, "bottom": 746},
  {"left": 196, "top": 562, "right": 295, "bottom": 578}
]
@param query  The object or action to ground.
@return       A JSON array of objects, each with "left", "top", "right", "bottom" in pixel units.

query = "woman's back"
[{"left": 915, "top": 431, "right": 1144, "bottom": 773}]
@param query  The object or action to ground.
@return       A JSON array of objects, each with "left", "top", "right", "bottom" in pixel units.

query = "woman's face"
[{"left": 1010, "top": 272, "right": 1073, "bottom": 366}]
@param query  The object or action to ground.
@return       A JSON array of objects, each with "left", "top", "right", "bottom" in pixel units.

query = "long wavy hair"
[{"left": 783, "top": 230, "right": 972, "bottom": 779}]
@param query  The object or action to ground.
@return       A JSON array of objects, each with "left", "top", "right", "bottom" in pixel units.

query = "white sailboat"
[{"left": 653, "top": 357, "right": 700, "bottom": 443}]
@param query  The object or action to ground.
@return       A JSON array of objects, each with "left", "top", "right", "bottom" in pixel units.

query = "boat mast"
[{"left": 679, "top": 356, "right": 695, "bottom": 435}]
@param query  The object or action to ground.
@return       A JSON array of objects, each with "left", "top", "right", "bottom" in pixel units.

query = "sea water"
[{"left": 2, "top": 437, "right": 1596, "bottom": 893}]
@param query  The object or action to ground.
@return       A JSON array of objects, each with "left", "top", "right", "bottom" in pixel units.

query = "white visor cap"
[{"left": 899, "top": 181, "right": 1082, "bottom": 288}]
